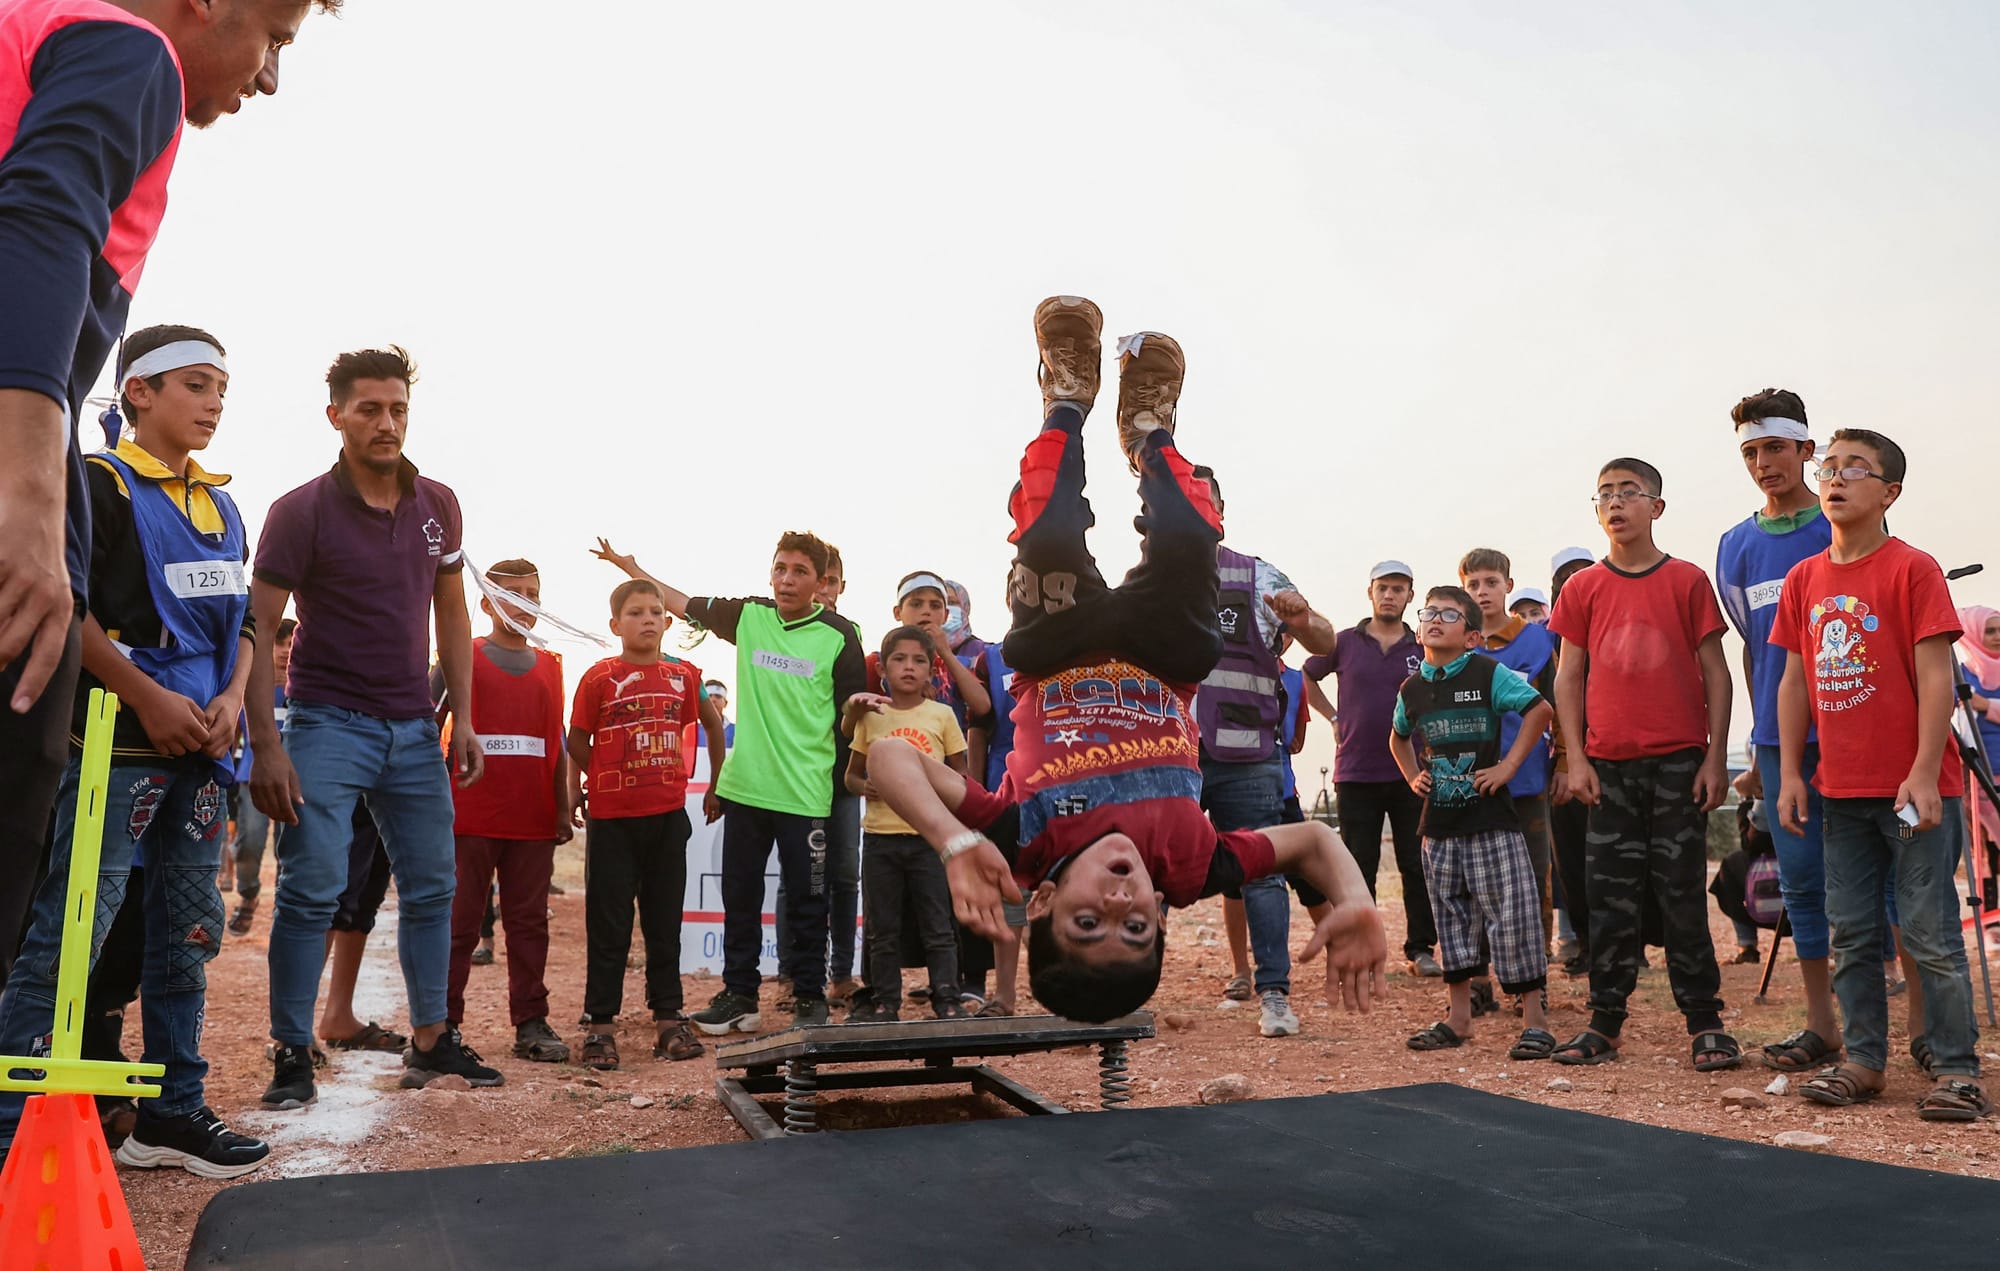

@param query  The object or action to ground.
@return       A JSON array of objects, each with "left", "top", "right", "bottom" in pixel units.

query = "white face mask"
[{"left": 944, "top": 605, "right": 966, "bottom": 639}]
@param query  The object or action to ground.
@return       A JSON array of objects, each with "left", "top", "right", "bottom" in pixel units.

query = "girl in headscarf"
[{"left": 1955, "top": 604, "right": 2000, "bottom": 839}]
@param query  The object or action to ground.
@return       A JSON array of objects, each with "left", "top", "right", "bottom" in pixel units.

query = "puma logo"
[{"left": 609, "top": 671, "right": 645, "bottom": 697}]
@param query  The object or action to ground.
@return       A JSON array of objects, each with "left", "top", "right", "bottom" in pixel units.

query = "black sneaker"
[
  {"left": 513, "top": 1017, "right": 570, "bottom": 1063},
  {"left": 116, "top": 1106, "right": 270, "bottom": 1179},
  {"left": 932, "top": 986, "right": 969, "bottom": 1021},
  {"left": 690, "top": 991, "right": 761, "bottom": 1036},
  {"left": 844, "top": 999, "right": 899, "bottom": 1025},
  {"left": 401, "top": 1026, "right": 505, "bottom": 1088},
  {"left": 793, "top": 997, "right": 831, "bottom": 1028},
  {"left": 262, "top": 1044, "right": 317, "bottom": 1109}
]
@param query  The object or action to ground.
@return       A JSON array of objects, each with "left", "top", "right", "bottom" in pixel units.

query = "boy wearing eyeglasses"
[
  {"left": 1390, "top": 586, "right": 1556, "bottom": 1059},
  {"left": 1771, "top": 430, "right": 1984, "bottom": 1122},
  {"left": 1547, "top": 458, "right": 1739, "bottom": 1069}
]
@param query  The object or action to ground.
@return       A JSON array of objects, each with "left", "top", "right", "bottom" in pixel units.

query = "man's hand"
[
  {"left": 590, "top": 537, "right": 636, "bottom": 574},
  {"left": 1268, "top": 590, "right": 1315, "bottom": 630},
  {"left": 1297, "top": 898, "right": 1387, "bottom": 1012},
  {"left": 1550, "top": 770, "right": 1571, "bottom": 806},
  {"left": 0, "top": 405, "right": 72, "bottom": 714},
  {"left": 703, "top": 789, "right": 722, "bottom": 824},
  {"left": 1567, "top": 758, "right": 1601, "bottom": 806},
  {"left": 1473, "top": 758, "right": 1519, "bottom": 796},
  {"left": 1775, "top": 773, "right": 1810, "bottom": 834},
  {"left": 451, "top": 727, "right": 486, "bottom": 789},
  {"left": 1733, "top": 764, "right": 1763, "bottom": 802},
  {"left": 1895, "top": 776, "right": 1944, "bottom": 832},
  {"left": 133, "top": 682, "right": 212, "bottom": 757},
  {"left": 200, "top": 689, "right": 245, "bottom": 760},
  {"left": 1692, "top": 754, "right": 1728, "bottom": 813},
  {"left": 251, "top": 740, "right": 305, "bottom": 824},
  {"left": 943, "top": 839, "right": 1020, "bottom": 942}
]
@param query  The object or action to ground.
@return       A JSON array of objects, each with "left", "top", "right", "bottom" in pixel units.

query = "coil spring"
[
  {"left": 783, "top": 1059, "right": 818, "bottom": 1135},
  {"left": 1098, "top": 1041, "right": 1131, "bottom": 1109}
]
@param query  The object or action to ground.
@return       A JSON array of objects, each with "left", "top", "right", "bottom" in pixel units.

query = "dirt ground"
[{"left": 122, "top": 840, "right": 2000, "bottom": 1268}]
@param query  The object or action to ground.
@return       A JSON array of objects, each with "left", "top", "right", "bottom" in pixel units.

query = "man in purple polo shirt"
[
  {"left": 1303, "top": 560, "right": 1438, "bottom": 975},
  {"left": 246, "top": 346, "right": 497, "bottom": 1109}
]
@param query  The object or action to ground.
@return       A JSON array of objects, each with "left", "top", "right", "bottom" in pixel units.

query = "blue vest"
[
  {"left": 982, "top": 645, "right": 1018, "bottom": 791},
  {"left": 1196, "top": 545, "right": 1285, "bottom": 762},
  {"left": 100, "top": 451, "right": 248, "bottom": 779},
  {"left": 1486, "top": 620, "right": 1556, "bottom": 799}
]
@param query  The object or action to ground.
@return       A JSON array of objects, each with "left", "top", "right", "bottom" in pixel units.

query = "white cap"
[
  {"left": 1508, "top": 587, "right": 1549, "bottom": 610},
  {"left": 1369, "top": 559, "right": 1414, "bottom": 582},
  {"left": 1550, "top": 547, "right": 1595, "bottom": 573}
]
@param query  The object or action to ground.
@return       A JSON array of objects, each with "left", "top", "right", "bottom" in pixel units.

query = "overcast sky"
[{"left": 112, "top": 0, "right": 2000, "bottom": 779}]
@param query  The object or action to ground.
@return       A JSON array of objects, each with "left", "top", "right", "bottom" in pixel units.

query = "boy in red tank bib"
[{"left": 436, "top": 560, "right": 571, "bottom": 1064}]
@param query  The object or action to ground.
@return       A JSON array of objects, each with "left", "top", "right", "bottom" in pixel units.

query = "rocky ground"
[{"left": 120, "top": 841, "right": 2000, "bottom": 1267}]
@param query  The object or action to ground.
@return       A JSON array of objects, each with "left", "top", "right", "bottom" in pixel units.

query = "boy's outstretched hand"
[
  {"left": 944, "top": 839, "right": 1022, "bottom": 942},
  {"left": 1297, "top": 899, "right": 1388, "bottom": 1012}
]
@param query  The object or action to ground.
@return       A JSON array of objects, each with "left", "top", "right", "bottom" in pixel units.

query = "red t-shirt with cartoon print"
[
  {"left": 1768, "top": 537, "right": 1963, "bottom": 799},
  {"left": 570, "top": 655, "right": 707, "bottom": 819}
]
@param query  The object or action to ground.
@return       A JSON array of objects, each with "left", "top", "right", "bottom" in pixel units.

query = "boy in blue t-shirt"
[{"left": 1714, "top": 388, "right": 1845, "bottom": 1073}]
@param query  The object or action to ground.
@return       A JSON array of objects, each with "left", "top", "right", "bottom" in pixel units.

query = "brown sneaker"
[
  {"left": 1114, "top": 330, "right": 1184, "bottom": 473},
  {"left": 1033, "top": 295, "right": 1103, "bottom": 415}
]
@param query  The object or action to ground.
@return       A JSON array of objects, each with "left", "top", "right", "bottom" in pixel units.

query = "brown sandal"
[
  {"left": 1799, "top": 1064, "right": 1882, "bottom": 1107},
  {"left": 1917, "top": 1079, "right": 1992, "bottom": 1122},
  {"left": 654, "top": 1022, "right": 704, "bottom": 1062},
  {"left": 581, "top": 1032, "right": 620, "bottom": 1071}
]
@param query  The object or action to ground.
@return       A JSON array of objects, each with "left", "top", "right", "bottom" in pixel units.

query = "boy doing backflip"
[{"left": 862, "top": 296, "right": 1386, "bottom": 1023}]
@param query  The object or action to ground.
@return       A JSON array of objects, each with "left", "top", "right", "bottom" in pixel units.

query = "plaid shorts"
[{"left": 1422, "top": 827, "right": 1548, "bottom": 994}]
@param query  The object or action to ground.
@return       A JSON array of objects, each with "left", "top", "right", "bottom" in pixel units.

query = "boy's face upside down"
[{"left": 1025, "top": 834, "right": 1167, "bottom": 969}]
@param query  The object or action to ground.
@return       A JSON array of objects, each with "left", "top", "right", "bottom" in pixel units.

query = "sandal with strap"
[
  {"left": 1552, "top": 1030, "right": 1619, "bottom": 1066},
  {"left": 1761, "top": 1028, "right": 1840, "bottom": 1073},
  {"left": 1406, "top": 1022, "right": 1465, "bottom": 1051},
  {"left": 1917, "top": 1078, "right": 1992, "bottom": 1123},
  {"left": 1223, "top": 975, "right": 1254, "bottom": 1002},
  {"left": 1911, "top": 1037, "right": 1936, "bottom": 1077},
  {"left": 325, "top": 1022, "right": 407, "bottom": 1052},
  {"left": 654, "top": 1021, "right": 705, "bottom": 1062},
  {"left": 1692, "top": 1030, "right": 1743, "bottom": 1072},
  {"left": 1799, "top": 1064, "right": 1882, "bottom": 1107},
  {"left": 1508, "top": 1028, "right": 1558, "bottom": 1061},
  {"left": 580, "top": 1032, "right": 620, "bottom": 1071},
  {"left": 975, "top": 998, "right": 1015, "bottom": 1019}
]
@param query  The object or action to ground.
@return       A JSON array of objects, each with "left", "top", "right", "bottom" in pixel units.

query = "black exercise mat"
[{"left": 186, "top": 1082, "right": 2000, "bottom": 1269}]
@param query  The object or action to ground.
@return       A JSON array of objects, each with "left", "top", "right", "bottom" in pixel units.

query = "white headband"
[
  {"left": 1736, "top": 417, "right": 1811, "bottom": 443},
  {"left": 897, "top": 572, "right": 949, "bottom": 603},
  {"left": 123, "top": 341, "right": 227, "bottom": 385}
]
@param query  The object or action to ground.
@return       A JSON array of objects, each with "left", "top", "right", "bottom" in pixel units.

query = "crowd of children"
[{"left": 0, "top": 302, "right": 1988, "bottom": 1200}]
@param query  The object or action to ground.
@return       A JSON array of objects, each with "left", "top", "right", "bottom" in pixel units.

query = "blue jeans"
[
  {"left": 1754, "top": 744, "right": 1898, "bottom": 962},
  {"left": 267, "top": 703, "right": 457, "bottom": 1047},
  {"left": 1823, "top": 797, "right": 1978, "bottom": 1075},
  {"left": 1201, "top": 754, "right": 1290, "bottom": 996},
  {"left": 0, "top": 756, "right": 227, "bottom": 1140}
]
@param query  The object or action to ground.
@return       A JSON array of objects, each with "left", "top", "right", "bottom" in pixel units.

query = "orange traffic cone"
[{"left": 0, "top": 1092, "right": 142, "bottom": 1270}]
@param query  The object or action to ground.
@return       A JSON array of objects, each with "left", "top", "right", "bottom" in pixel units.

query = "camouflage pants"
[{"left": 1584, "top": 749, "right": 1724, "bottom": 1037}]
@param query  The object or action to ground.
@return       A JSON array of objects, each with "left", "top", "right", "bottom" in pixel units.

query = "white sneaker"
[{"left": 1258, "top": 990, "right": 1300, "bottom": 1037}]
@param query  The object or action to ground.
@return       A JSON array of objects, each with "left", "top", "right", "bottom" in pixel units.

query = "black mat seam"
[{"left": 1204, "top": 1099, "right": 1758, "bottom": 1268}]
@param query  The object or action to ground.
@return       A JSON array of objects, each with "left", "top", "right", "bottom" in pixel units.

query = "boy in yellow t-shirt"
[{"left": 844, "top": 625, "right": 970, "bottom": 1021}]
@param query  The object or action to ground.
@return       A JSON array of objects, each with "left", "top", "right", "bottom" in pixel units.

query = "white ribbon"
[
  {"left": 124, "top": 341, "right": 228, "bottom": 384},
  {"left": 1735, "top": 417, "right": 1811, "bottom": 443},
  {"left": 463, "top": 555, "right": 609, "bottom": 650}
]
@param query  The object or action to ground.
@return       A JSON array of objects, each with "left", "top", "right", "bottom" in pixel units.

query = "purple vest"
[{"left": 1196, "top": 545, "right": 1284, "bottom": 762}]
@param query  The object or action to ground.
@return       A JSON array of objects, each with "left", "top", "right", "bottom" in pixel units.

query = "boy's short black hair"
[
  {"left": 1026, "top": 913, "right": 1164, "bottom": 1024},
  {"left": 1598, "top": 457, "right": 1663, "bottom": 495},
  {"left": 1731, "top": 387, "right": 1808, "bottom": 429},
  {"left": 773, "top": 530, "right": 830, "bottom": 578},
  {"left": 879, "top": 623, "right": 936, "bottom": 661},
  {"left": 327, "top": 346, "right": 418, "bottom": 406},
  {"left": 610, "top": 577, "right": 664, "bottom": 615},
  {"left": 275, "top": 617, "right": 298, "bottom": 643},
  {"left": 1828, "top": 428, "right": 1907, "bottom": 484},
  {"left": 1426, "top": 584, "right": 1482, "bottom": 634},
  {"left": 1191, "top": 464, "right": 1224, "bottom": 514},
  {"left": 118, "top": 324, "right": 226, "bottom": 419}
]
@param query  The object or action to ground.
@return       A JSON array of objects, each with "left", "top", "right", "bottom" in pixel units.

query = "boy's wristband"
[{"left": 939, "top": 831, "right": 986, "bottom": 862}]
